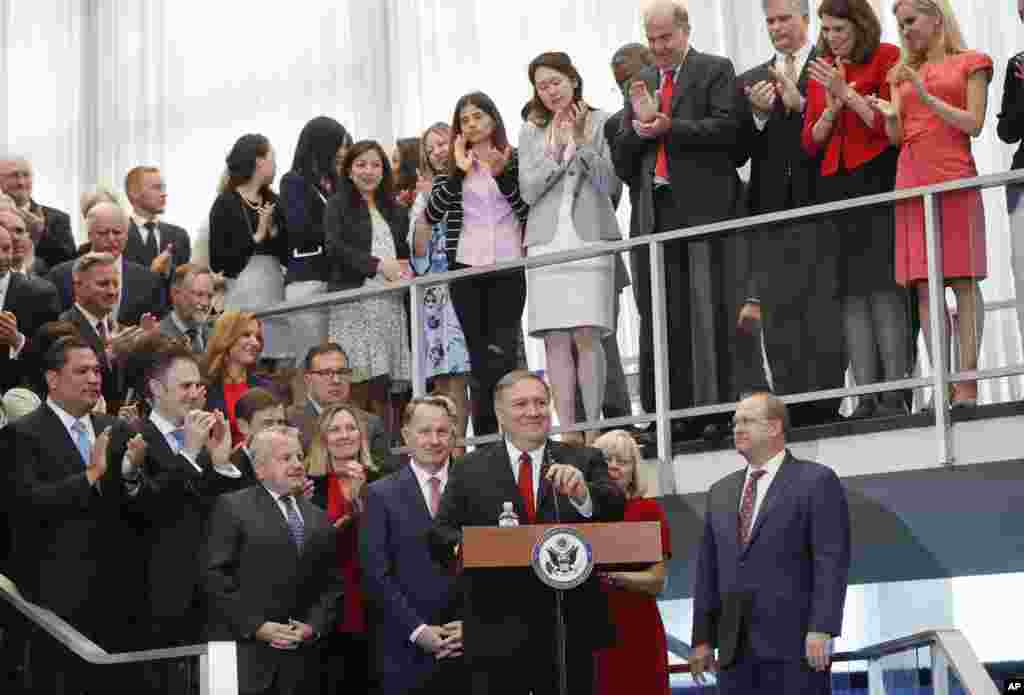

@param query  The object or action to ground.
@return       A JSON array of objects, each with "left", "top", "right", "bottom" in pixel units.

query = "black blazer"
[
  {"left": 0, "top": 272, "right": 60, "bottom": 391},
  {"left": 59, "top": 306, "right": 126, "bottom": 411},
  {"left": 280, "top": 171, "right": 329, "bottom": 283},
  {"left": 31, "top": 202, "right": 76, "bottom": 270},
  {"left": 611, "top": 49, "right": 742, "bottom": 236},
  {"left": 429, "top": 440, "right": 625, "bottom": 661},
  {"left": 204, "top": 485, "right": 343, "bottom": 694},
  {"left": 324, "top": 183, "right": 411, "bottom": 292},
  {"left": 203, "top": 374, "right": 277, "bottom": 417},
  {"left": 208, "top": 190, "right": 289, "bottom": 279},
  {"left": 692, "top": 452, "right": 851, "bottom": 667},
  {"left": 48, "top": 257, "right": 165, "bottom": 325},
  {"left": 124, "top": 219, "right": 191, "bottom": 269},
  {"left": 998, "top": 52, "right": 1024, "bottom": 171},
  {"left": 7, "top": 407, "right": 136, "bottom": 642}
]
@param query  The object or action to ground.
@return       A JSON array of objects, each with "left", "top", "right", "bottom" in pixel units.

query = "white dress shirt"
[
  {"left": 740, "top": 448, "right": 786, "bottom": 531},
  {"left": 149, "top": 410, "right": 203, "bottom": 473},
  {"left": 753, "top": 41, "right": 813, "bottom": 130},
  {"left": 47, "top": 397, "right": 139, "bottom": 491},
  {"left": 504, "top": 439, "right": 593, "bottom": 518}
]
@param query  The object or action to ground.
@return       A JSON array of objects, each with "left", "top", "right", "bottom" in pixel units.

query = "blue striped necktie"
[
  {"left": 280, "top": 495, "right": 305, "bottom": 550},
  {"left": 71, "top": 419, "right": 92, "bottom": 465}
]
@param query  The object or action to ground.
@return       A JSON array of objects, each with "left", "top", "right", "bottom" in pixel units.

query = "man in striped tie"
[
  {"left": 690, "top": 392, "right": 851, "bottom": 694},
  {"left": 360, "top": 395, "right": 466, "bottom": 694},
  {"left": 204, "top": 425, "right": 342, "bottom": 695}
]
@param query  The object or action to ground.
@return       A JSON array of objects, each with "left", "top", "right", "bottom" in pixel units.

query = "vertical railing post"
[
  {"left": 931, "top": 644, "right": 950, "bottom": 695},
  {"left": 923, "top": 192, "right": 953, "bottom": 464},
  {"left": 868, "top": 658, "right": 887, "bottom": 695},
  {"left": 199, "top": 641, "right": 238, "bottom": 695},
  {"left": 409, "top": 282, "right": 426, "bottom": 397},
  {"left": 649, "top": 240, "right": 673, "bottom": 489}
]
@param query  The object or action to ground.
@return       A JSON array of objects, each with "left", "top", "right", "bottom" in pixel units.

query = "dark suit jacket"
[
  {"left": 280, "top": 171, "right": 329, "bottom": 284},
  {"left": 158, "top": 311, "right": 212, "bottom": 352},
  {"left": 324, "top": 184, "right": 411, "bottom": 292},
  {"left": 361, "top": 463, "right": 462, "bottom": 693},
  {"left": 429, "top": 440, "right": 625, "bottom": 661},
  {"left": 31, "top": 202, "right": 76, "bottom": 270},
  {"left": 998, "top": 52, "right": 1024, "bottom": 171},
  {"left": 204, "top": 485, "right": 343, "bottom": 694},
  {"left": 59, "top": 305, "right": 126, "bottom": 411},
  {"left": 611, "top": 49, "right": 743, "bottom": 239},
  {"left": 0, "top": 272, "right": 60, "bottom": 391},
  {"left": 48, "top": 256, "right": 165, "bottom": 325},
  {"left": 6, "top": 406, "right": 137, "bottom": 644},
  {"left": 692, "top": 451, "right": 851, "bottom": 667},
  {"left": 124, "top": 219, "right": 191, "bottom": 269}
]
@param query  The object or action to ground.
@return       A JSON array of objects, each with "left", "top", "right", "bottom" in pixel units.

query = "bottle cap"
[{"left": 502, "top": 501, "right": 514, "bottom": 511}]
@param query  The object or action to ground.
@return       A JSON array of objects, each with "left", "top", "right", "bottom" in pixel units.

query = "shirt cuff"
[
  {"left": 753, "top": 111, "right": 769, "bottom": 131},
  {"left": 9, "top": 332, "right": 26, "bottom": 358},
  {"left": 570, "top": 488, "right": 594, "bottom": 518},
  {"left": 410, "top": 624, "right": 428, "bottom": 644}
]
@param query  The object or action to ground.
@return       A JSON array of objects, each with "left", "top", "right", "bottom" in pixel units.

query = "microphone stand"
[{"left": 543, "top": 443, "right": 569, "bottom": 695}]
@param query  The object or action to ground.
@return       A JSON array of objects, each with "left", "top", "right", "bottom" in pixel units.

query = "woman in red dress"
[
  {"left": 592, "top": 430, "right": 671, "bottom": 695},
  {"left": 869, "top": 0, "right": 993, "bottom": 406},
  {"left": 306, "top": 402, "right": 380, "bottom": 693}
]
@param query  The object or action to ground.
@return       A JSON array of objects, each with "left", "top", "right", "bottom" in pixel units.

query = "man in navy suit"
[
  {"left": 690, "top": 392, "right": 851, "bottom": 694},
  {"left": 361, "top": 395, "right": 465, "bottom": 695},
  {"left": 430, "top": 370, "right": 625, "bottom": 695}
]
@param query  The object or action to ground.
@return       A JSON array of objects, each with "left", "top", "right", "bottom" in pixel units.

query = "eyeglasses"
[{"left": 309, "top": 368, "right": 353, "bottom": 381}]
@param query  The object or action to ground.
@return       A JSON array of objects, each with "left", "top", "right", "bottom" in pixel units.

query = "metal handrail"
[
  {"left": 1, "top": 575, "right": 238, "bottom": 694},
  {"left": 251, "top": 168, "right": 1024, "bottom": 472}
]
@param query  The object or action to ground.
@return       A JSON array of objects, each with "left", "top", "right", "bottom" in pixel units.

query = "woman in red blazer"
[{"left": 803, "top": 0, "right": 910, "bottom": 419}]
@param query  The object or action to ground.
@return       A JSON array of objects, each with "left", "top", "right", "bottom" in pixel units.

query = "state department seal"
[{"left": 531, "top": 526, "right": 594, "bottom": 590}]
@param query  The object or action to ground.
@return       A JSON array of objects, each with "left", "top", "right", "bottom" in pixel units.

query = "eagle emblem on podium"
[{"left": 531, "top": 527, "right": 594, "bottom": 590}]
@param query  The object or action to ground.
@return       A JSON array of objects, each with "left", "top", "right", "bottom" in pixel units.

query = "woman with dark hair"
[
  {"left": 869, "top": 0, "right": 992, "bottom": 408},
  {"left": 421, "top": 91, "right": 529, "bottom": 436},
  {"left": 208, "top": 133, "right": 291, "bottom": 362},
  {"left": 391, "top": 137, "right": 421, "bottom": 207},
  {"left": 803, "top": 0, "right": 908, "bottom": 419},
  {"left": 281, "top": 116, "right": 353, "bottom": 364},
  {"left": 519, "top": 51, "right": 621, "bottom": 444},
  {"left": 324, "top": 140, "right": 412, "bottom": 421},
  {"left": 408, "top": 122, "right": 471, "bottom": 452}
]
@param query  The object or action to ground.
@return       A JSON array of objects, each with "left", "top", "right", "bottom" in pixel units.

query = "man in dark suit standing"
[
  {"left": 733, "top": 0, "right": 844, "bottom": 427},
  {"left": 0, "top": 221, "right": 60, "bottom": 392},
  {"left": 430, "top": 370, "right": 625, "bottom": 695},
  {"left": 204, "top": 425, "right": 342, "bottom": 695},
  {"left": 0, "top": 155, "right": 76, "bottom": 268},
  {"left": 7, "top": 336, "right": 148, "bottom": 693},
  {"left": 361, "top": 396, "right": 465, "bottom": 695},
  {"left": 47, "top": 200, "right": 165, "bottom": 324},
  {"left": 159, "top": 263, "right": 215, "bottom": 353},
  {"left": 690, "top": 392, "right": 851, "bottom": 694},
  {"left": 230, "top": 387, "right": 288, "bottom": 486},
  {"left": 123, "top": 166, "right": 191, "bottom": 276},
  {"left": 287, "top": 343, "right": 393, "bottom": 468},
  {"left": 610, "top": 1, "right": 744, "bottom": 439}
]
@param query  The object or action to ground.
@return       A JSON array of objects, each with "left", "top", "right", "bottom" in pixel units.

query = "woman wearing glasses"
[{"left": 519, "top": 51, "right": 622, "bottom": 444}]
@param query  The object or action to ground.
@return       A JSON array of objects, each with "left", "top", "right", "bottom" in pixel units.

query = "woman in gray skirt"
[{"left": 519, "top": 51, "right": 622, "bottom": 444}]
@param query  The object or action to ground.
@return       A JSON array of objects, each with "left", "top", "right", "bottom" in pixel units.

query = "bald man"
[
  {"left": 0, "top": 221, "right": 60, "bottom": 392},
  {"left": 46, "top": 200, "right": 165, "bottom": 323},
  {"left": 0, "top": 156, "right": 76, "bottom": 268}
]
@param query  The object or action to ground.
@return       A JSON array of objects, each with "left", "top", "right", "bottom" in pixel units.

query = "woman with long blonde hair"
[
  {"left": 868, "top": 0, "right": 993, "bottom": 408},
  {"left": 591, "top": 429, "right": 671, "bottom": 695},
  {"left": 304, "top": 402, "right": 379, "bottom": 693}
]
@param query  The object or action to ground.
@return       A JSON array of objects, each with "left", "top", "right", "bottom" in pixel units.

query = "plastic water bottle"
[{"left": 498, "top": 502, "right": 519, "bottom": 527}]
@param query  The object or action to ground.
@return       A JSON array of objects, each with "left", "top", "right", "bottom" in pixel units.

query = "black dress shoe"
[{"left": 845, "top": 398, "right": 877, "bottom": 420}]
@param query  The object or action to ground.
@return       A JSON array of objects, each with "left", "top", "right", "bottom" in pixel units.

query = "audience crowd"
[{"left": 0, "top": 0, "right": 1017, "bottom": 692}]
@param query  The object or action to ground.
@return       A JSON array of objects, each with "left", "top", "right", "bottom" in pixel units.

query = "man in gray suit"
[
  {"left": 159, "top": 263, "right": 214, "bottom": 353},
  {"left": 286, "top": 343, "right": 394, "bottom": 470}
]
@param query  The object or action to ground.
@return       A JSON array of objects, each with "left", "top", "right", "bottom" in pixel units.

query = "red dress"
[
  {"left": 594, "top": 497, "right": 672, "bottom": 695},
  {"left": 894, "top": 51, "right": 993, "bottom": 285},
  {"left": 327, "top": 471, "right": 366, "bottom": 634},
  {"left": 222, "top": 381, "right": 250, "bottom": 447}
]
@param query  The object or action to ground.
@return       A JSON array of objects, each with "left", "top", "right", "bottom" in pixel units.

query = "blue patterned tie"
[
  {"left": 71, "top": 419, "right": 92, "bottom": 465},
  {"left": 170, "top": 428, "right": 186, "bottom": 452},
  {"left": 280, "top": 495, "right": 305, "bottom": 550}
]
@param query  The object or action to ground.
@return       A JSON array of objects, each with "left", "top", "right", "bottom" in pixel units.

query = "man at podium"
[{"left": 430, "top": 370, "right": 625, "bottom": 695}]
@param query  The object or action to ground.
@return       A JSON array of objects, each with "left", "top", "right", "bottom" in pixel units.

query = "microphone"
[{"left": 542, "top": 441, "right": 561, "bottom": 524}]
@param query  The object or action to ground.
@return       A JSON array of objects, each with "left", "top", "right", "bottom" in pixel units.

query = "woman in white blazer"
[{"left": 519, "top": 51, "right": 623, "bottom": 445}]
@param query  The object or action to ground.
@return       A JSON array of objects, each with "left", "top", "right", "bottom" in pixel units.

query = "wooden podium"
[{"left": 461, "top": 521, "right": 664, "bottom": 695}]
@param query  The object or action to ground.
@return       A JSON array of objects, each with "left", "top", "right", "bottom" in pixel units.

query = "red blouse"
[
  {"left": 327, "top": 471, "right": 366, "bottom": 634},
  {"left": 802, "top": 42, "right": 901, "bottom": 175},
  {"left": 222, "top": 381, "right": 250, "bottom": 447}
]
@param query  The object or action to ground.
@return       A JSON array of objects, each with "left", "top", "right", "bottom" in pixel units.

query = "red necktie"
[
  {"left": 738, "top": 470, "right": 766, "bottom": 545},
  {"left": 654, "top": 68, "right": 675, "bottom": 180},
  {"left": 428, "top": 476, "right": 442, "bottom": 518},
  {"left": 518, "top": 452, "right": 536, "bottom": 523}
]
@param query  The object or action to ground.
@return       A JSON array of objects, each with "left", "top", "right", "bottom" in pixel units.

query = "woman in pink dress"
[
  {"left": 592, "top": 429, "right": 671, "bottom": 695},
  {"left": 869, "top": 0, "right": 993, "bottom": 406}
]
